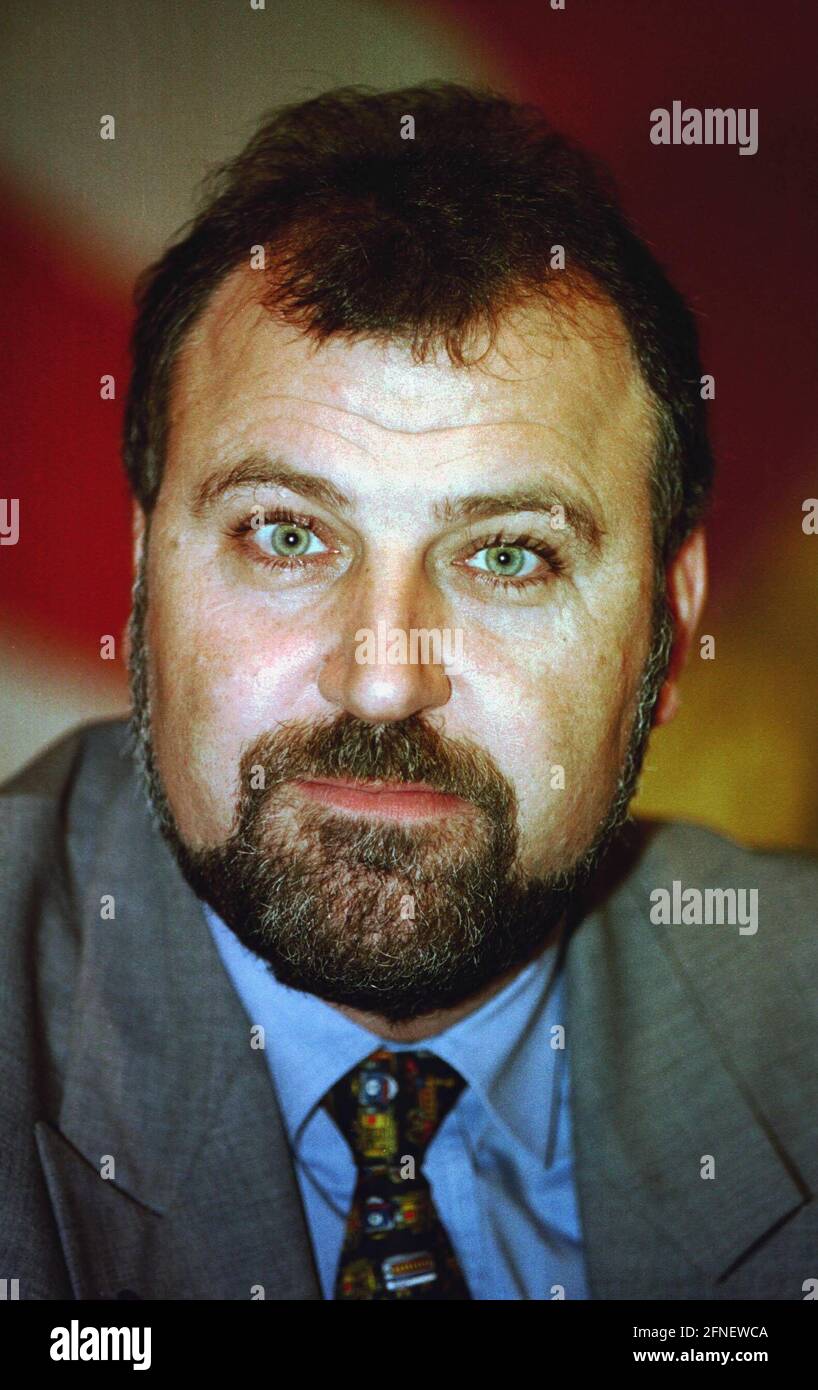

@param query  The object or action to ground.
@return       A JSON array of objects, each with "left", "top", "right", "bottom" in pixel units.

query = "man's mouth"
[{"left": 292, "top": 777, "right": 474, "bottom": 821}]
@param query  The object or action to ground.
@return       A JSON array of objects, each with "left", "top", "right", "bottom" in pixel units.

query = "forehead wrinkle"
[
  {"left": 183, "top": 286, "right": 641, "bottom": 435},
  {"left": 172, "top": 272, "right": 657, "bottom": 528},
  {"left": 210, "top": 394, "right": 616, "bottom": 456}
]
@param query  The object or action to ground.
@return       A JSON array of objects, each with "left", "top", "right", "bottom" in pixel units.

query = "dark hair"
[{"left": 124, "top": 82, "right": 714, "bottom": 563}]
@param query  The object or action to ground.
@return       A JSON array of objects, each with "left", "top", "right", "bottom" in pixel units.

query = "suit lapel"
[
  {"left": 565, "top": 824, "right": 809, "bottom": 1299},
  {"left": 39, "top": 735, "right": 321, "bottom": 1299}
]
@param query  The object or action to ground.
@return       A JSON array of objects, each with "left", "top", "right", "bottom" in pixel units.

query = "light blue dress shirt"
[{"left": 204, "top": 904, "right": 589, "bottom": 1300}]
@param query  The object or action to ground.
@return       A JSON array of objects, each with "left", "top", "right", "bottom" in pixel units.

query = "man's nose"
[{"left": 317, "top": 567, "right": 454, "bottom": 724}]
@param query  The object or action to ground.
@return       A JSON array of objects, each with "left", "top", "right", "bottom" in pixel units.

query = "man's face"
[{"left": 130, "top": 268, "right": 664, "bottom": 1021}]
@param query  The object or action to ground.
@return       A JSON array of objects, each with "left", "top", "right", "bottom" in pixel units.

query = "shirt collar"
[
  {"left": 428, "top": 946, "right": 566, "bottom": 1162},
  {"left": 204, "top": 904, "right": 565, "bottom": 1164}
]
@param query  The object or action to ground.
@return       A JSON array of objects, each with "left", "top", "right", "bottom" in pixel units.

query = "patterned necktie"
[{"left": 322, "top": 1046, "right": 472, "bottom": 1300}]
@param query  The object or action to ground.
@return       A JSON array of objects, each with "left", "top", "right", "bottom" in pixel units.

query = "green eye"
[
  {"left": 469, "top": 544, "right": 539, "bottom": 579},
  {"left": 253, "top": 521, "right": 327, "bottom": 559},
  {"left": 485, "top": 545, "right": 525, "bottom": 576},
  {"left": 270, "top": 523, "right": 312, "bottom": 556}
]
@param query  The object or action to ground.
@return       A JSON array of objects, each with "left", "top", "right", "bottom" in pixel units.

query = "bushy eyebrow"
[
  {"left": 190, "top": 453, "right": 604, "bottom": 553},
  {"left": 191, "top": 455, "right": 352, "bottom": 517},
  {"left": 431, "top": 489, "right": 603, "bottom": 553}
]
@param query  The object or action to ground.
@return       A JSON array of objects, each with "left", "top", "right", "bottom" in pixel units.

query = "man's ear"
[
  {"left": 652, "top": 526, "right": 708, "bottom": 728},
  {"left": 122, "top": 503, "right": 147, "bottom": 670},
  {"left": 132, "top": 501, "right": 146, "bottom": 571}
]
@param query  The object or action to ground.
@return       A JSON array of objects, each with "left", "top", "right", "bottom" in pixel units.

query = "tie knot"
[{"left": 324, "top": 1047, "right": 467, "bottom": 1170}]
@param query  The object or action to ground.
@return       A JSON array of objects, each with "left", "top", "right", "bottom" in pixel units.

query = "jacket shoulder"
[
  {"left": 604, "top": 818, "right": 818, "bottom": 1175},
  {"left": 641, "top": 816, "right": 818, "bottom": 910},
  {"left": 601, "top": 815, "right": 818, "bottom": 1049},
  {"left": 0, "top": 719, "right": 137, "bottom": 1296},
  {"left": 0, "top": 718, "right": 137, "bottom": 1103},
  {"left": 1, "top": 717, "right": 133, "bottom": 804}
]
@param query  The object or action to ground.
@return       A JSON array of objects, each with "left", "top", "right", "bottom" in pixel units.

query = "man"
[{"left": 2, "top": 84, "right": 816, "bottom": 1302}]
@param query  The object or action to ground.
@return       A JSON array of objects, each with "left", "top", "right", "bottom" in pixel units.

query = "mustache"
[{"left": 235, "top": 712, "right": 516, "bottom": 821}]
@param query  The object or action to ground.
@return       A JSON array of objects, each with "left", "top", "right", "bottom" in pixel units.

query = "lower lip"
[{"left": 293, "top": 779, "right": 470, "bottom": 820}]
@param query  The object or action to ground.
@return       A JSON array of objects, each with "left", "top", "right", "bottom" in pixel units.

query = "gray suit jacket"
[{"left": 1, "top": 719, "right": 816, "bottom": 1300}]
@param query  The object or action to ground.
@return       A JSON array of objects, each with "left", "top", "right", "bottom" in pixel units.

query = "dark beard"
[{"left": 127, "top": 545, "right": 672, "bottom": 1023}]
